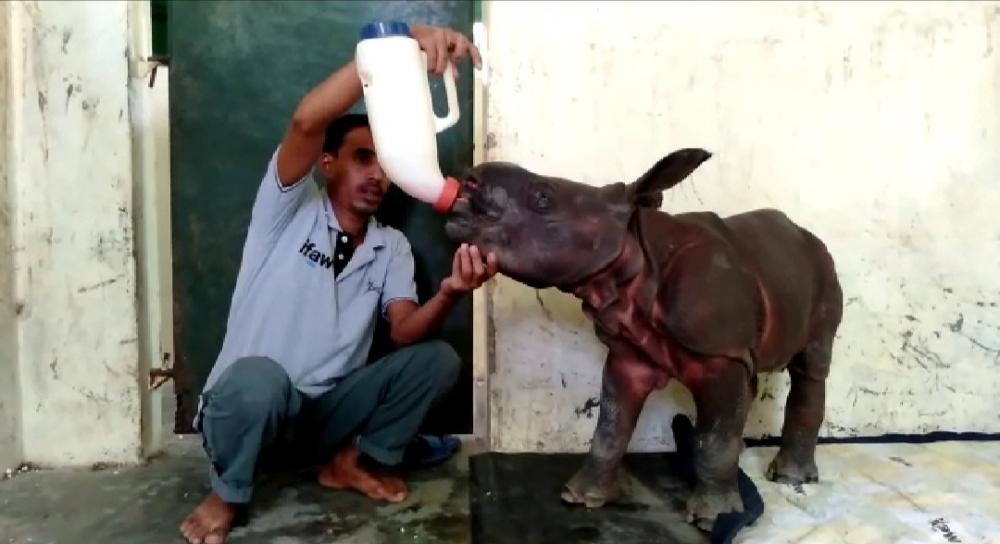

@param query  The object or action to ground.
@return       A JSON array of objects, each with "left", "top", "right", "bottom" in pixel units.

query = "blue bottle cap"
[{"left": 359, "top": 21, "right": 411, "bottom": 40}]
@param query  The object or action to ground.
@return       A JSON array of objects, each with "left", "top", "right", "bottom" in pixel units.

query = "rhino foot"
[
  {"left": 686, "top": 486, "right": 743, "bottom": 532},
  {"left": 560, "top": 467, "right": 623, "bottom": 508},
  {"left": 766, "top": 450, "right": 819, "bottom": 485}
]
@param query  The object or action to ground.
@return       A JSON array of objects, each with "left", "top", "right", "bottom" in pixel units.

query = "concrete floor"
[
  {"left": 2, "top": 437, "right": 999, "bottom": 543},
  {"left": 0, "top": 435, "right": 471, "bottom": 544}
]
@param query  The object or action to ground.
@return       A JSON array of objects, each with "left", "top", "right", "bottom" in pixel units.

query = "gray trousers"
[{"left": 196, "top": 340, "right": 460, "bottom": 503}]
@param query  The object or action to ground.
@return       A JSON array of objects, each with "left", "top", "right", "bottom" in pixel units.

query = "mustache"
[{"left": 358, "top": 182, "right": 385, "bottom": 196}]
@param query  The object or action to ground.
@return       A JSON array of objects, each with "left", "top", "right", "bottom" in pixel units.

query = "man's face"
[{"left": 320, "top": 126, "right": 389, "bottom": 215}]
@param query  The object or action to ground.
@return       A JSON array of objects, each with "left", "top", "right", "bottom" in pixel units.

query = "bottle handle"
[{"left": 433, "top": 61, "right": 460, "bottom": 133}]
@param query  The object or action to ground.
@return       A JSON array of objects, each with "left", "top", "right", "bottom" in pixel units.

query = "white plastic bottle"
[{"left": 356, "top": 21, "right": 461, "bottom": 213}]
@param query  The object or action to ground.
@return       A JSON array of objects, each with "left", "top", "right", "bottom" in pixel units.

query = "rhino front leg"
[
  {"left": 686, "top": 359, "right": 752, "bottom": 531},
  {"left": 562, "top": 353, "right": 657, "bottom": 508}
]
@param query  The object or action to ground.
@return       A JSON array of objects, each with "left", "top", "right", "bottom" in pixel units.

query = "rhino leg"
[
  {"left": 686, "top": 359, "right": 751, "bottom": 532},
  {"left": 767, "top": 334, "right": 834, "bottom": 484},
  {"left": 562, "top": 353, "right": 656, "bottom": 508}
]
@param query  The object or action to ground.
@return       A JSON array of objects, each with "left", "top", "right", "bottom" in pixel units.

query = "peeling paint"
[
  {"left": 76, "top": 275, "right": 122, "bottom": 294},
  {"left": 574, "top": 397, "right": 599, "bottom": 419},
  {"left": 948, "top": 314, "right": 964, "bottom": 332}
]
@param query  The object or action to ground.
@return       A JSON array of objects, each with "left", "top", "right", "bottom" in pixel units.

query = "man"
[{"left": 180, "top": 24, "right": 494, "bottom": 544}]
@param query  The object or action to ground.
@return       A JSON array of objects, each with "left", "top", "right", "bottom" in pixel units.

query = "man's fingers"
[
  {"left": 468, "top": 41, "right": 483, "bottom": 70},
  {"left": 450, "top": 32, "right": 481, "bottom": 69},
  {"left": 437, "top": 40, "right": 449, "bottom": 74},
  {"left": 460, "top": 245, "right": 474, "bottom": 279},
  {"left": 470, "top": 245, "right": 486, "bottom": 277},
  {"left": 452, "top": 244, "right": 465, "bottom": 277},
  {"left": 424, "top": 45, "right": 439, "bottom": 75},
  {"left": 450, "top": 36, "right": 467, "bottom": 61},
  {"left": 486, "top": 252, "right": 499, "bottom": 277}
]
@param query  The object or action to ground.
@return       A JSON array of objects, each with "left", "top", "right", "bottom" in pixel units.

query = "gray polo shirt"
[{"left": 199, "top": 147, "right": 419, "bottom": 405}]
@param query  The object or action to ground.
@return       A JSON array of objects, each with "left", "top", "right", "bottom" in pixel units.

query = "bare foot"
[
  {"left": 179, "top": 492, "right": 235, "bottom": 544},
  {"left": 318, "top": 445, "right": 408, "bottom": 503}
]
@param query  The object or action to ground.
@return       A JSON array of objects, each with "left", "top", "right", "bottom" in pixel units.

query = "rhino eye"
[{"left": 530, "top": 188, "right": 554, "bottom": 212}]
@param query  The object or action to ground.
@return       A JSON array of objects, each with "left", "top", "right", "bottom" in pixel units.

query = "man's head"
[{"left": 318, "top": 114, "right": 389, "bottom": 216}]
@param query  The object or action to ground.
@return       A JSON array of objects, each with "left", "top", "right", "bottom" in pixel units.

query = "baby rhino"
[{"left": 445, "top": 149, "right": 843, "bottom": 530}]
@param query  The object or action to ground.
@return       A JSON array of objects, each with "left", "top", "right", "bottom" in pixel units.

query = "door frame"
[
  {"left": 132, "top": 1, "right": 494, "bottom": 454},
  {"left": 127, "top": 0, "right": 175, "bottom": 457},
  {"left": 469, "top": 1, "right": 493, "bottom": 452}
]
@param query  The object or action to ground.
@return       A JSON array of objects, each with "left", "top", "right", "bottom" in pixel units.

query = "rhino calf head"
[{"left": 444, "top": 149, "right": 713, "bottom": 289}]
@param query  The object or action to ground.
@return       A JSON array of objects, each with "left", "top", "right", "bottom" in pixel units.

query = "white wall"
[
  {"left": 5, "top": 1, "right": 142, "bottom": 465},
  {"left": 484, "top": 1, "right": 1000, "bottom": 452},
  {"left": 0, "top": 3, "right": 24, "bottom": 471}
]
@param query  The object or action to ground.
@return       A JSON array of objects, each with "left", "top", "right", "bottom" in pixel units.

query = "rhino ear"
[{"left": 629, "top": 148, "right": 712, "bottom": 208}]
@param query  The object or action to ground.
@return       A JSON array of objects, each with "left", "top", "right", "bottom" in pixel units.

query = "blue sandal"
[{"left": 402, "top": 434, "right": 461, "bottom": 468}]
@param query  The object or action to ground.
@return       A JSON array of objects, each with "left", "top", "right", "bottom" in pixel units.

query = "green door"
[{"left": 166, "top": 1, "right": 476, "bottom": 434}]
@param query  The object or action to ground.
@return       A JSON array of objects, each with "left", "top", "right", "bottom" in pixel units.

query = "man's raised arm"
[{"left": 276, "top": 62, "right": 363, "bottom": 186}]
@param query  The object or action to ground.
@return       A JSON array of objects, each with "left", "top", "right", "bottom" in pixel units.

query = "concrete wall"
[
  {"left": 5, "top": 1, "right": 141, "bottom": 465},
  {"left": 484, "top": 1, "right": 1000, "bottom": 452},
  {"left": 0, "top": 3, "right": 24, "bottom": 471}
]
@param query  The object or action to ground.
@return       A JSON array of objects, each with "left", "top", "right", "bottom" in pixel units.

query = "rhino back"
[
  {"left": 639, "top": 207, "right": 835, "bottom": 370},
  {"left": 719, "top": 208, "right": 836, "bottom": 367}
]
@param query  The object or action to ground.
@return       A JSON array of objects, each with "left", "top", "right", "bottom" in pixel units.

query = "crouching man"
[{"left": 180, "top": 23, "right": 495, "bottom": 544}]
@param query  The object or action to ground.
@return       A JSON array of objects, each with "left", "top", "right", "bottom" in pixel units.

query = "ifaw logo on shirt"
[{"left": 299, "top": 239, "right": 333, "bottom": 269}]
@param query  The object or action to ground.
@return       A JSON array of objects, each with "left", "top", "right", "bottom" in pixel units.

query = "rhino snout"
[{"left": 444, "top": 215, "right": 475, "bottom": 243}]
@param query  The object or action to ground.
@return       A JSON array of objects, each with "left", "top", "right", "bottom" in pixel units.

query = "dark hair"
[{"left": 322, "top": 113, "right": 370, "bottom": 155}]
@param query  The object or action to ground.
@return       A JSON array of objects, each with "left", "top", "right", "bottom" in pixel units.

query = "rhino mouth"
[
  {"left": 444, "top": 215, "right": 475, "bottom": 242},
  {"left": 445, "top": 172, "right": 512, "bottom": 247},
  {"left": 445, "top": 185, "right": 478, "bottom": 241}
]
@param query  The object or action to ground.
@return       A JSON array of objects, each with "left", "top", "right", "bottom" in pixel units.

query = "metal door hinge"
[
  {"left": 148, "top": 351, "right": 174, "bottom": 390},
  {"left": 147, "top": 55, "right": 171, "bottom": 88}
]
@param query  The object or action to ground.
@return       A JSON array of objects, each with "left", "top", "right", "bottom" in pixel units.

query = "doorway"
[{"left": 162, "top": 0, "right": 478, "bottom": 435}]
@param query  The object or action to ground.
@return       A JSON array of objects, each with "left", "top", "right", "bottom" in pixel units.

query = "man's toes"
[
  {"left": 384, "top": 491, "right": 406, "bottom": 503},
  {"left": 376, "top": 482, "right": 398, "bottom": 501},
  {"left": 181, "top": 518, "right": 203, "bottom": 544},
  {"left": 204, "top": 530, "right": 226, "bottom": 544},
  {"left": 382, "top": 476, "right": 402, "bottom": 492},
  {"left": 385, "top": 487, "right": 407, "bottom": 503},
  {"left": 377, "top": 476, "right": 406, "bottom": 501},
  {"left": 357, "top": 478, "right": 389, "bottom": 500}
]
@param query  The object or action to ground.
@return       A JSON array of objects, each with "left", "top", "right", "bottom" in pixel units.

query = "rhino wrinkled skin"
[{"left": 445, "top": 149, "right": 844, "bottom": 531}]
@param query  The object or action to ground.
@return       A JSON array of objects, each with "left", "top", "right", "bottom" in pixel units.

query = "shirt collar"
[{"left": 323, "top": 193, "right": 385, "bottom": 249}]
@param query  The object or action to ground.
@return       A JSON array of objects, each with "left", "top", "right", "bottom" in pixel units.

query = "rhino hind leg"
[
  {"left": 766, "top": 334, "right": 834, "bottom": 484},
  {"left": 686, "top": 359, "right": 752, "bottom": 532}
]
